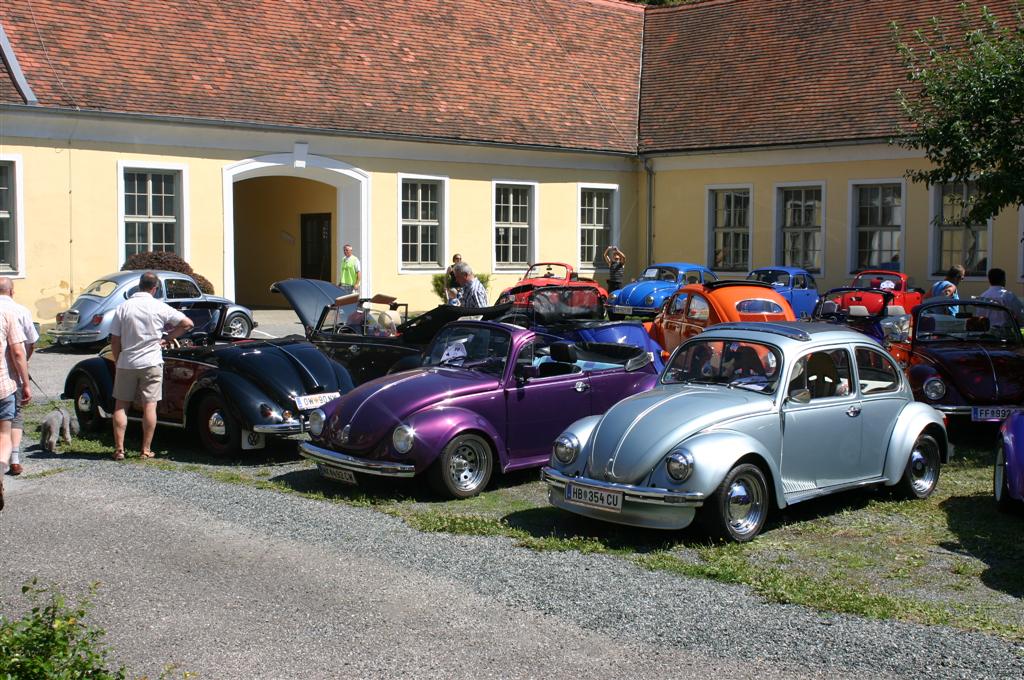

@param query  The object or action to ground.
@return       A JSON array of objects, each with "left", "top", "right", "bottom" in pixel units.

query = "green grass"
[{"left": 26, "top": 403, "right": 1024, "bottom": 641}]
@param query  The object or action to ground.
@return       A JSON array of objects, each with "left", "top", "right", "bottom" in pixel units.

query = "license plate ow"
[{"left": 565, "top": 483, "right": 622, "bottom": 513}]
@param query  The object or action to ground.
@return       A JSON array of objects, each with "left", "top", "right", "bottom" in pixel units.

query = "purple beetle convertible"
[
  {"left": 996, "top": 411, "right": 1024, "bottom": 511},
  {"left": 299, "top": 320, "right": 659, "bottom": 498}
]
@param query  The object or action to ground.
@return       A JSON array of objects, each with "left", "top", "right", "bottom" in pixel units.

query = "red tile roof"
[
  {"left": 0, "top": 0, "right": 643, "bottom": 153},
  {"left": 640, "top": 0, "right": 1022, "bottom": 153}
]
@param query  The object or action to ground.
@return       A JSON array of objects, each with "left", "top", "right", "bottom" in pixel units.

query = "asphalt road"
[{"left": 4, "top": 309, "right": 1023, "bottom": 678}]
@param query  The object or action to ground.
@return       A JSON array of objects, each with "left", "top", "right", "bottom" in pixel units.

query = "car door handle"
[
  {"left": 846, "top": 406, "right": 861, "bottom": 417},
  {"left": 574, "top": 381, "right": 589, "bottom": 392}
]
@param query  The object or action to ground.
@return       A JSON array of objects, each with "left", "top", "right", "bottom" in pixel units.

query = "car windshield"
[
  {"left": 81, "top": 279, "right": 119, "bottom": 298},
  {"left": 524, "top": 264, "right": 569, "bottom": 281},
  {"left": 853, "top": 272, "right": 903, "bottom": 291},
  {"left": 639, "top": 266, "right": 679, "bottom": 282},
  {"left": 748, "top": 270, "right": 791, "bottom": 287},
  {"left": 424, "top": 325, "right": 512, "bottom": 375},
  {"left": 663, "top": 338, "right": 783, "bottom": 393},
  {"left": 320, "top": 304, "right": 399, "bottom": 337},
  {"left": 182, "top": 307, "right": 223, "bottom": 337},
  {"left": 915, "top": 302, "right": 1022, "bottom": 345}
]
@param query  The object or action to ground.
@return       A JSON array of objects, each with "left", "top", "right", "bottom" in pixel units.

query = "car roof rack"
[
  {"left": 705, "top": 322, "right": 812, "bottom": 341},
  {"left": 702, "top": 279, "right": 773, "bottom": 291}
]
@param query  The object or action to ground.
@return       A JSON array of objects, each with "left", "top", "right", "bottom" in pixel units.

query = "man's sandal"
[
  {"left": 112, "top": 449, "right": 125, "bottom": 461},
  {"left": 140, "top": 450, "right": 155, "bottom": 459}
]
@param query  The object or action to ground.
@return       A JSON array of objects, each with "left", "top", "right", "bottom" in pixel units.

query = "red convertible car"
[
  {"left": 496, "top": 262, "right": 608, "bottom": 312},
  {"left": 844, "top": 270, "right": 924, "bottom": 314}
]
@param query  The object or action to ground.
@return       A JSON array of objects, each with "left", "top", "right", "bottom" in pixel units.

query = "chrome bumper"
[
  {"left": 253, "top": 420, "right": 304, "bottom": 434},
  {"left": 933, "top": 405, "right": 971, "bottom": 415},
  {"left": 541, "top": 467, "right": 705, "bottom": 506},
  {"left": 299, "top": 441, "right": 415, "bottom": 478},
  {"left": 49, "top": 329, "right": 104, "bottom": 343}
]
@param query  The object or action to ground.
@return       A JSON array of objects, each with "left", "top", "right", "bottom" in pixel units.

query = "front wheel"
[
  {"left": 994, "top": 443, "right": 1017, "bottom": 512},
  {"left": 699, "top": 463, "right": 768, "bottom": 543},
  {"left": 73, "top": 375, "right": 103, "bottom": 433},
  {"left": 428, "top": 434, "right": 494, "bottom": 499},
  {"left": 223, "top": 312, "right": 253, "bottom": 339},
  {"left": 897, "top": 432, "right": 941, "bottom": 499},
  {"left": 194, "top": 393, "right": 242, "bottom": 457}
]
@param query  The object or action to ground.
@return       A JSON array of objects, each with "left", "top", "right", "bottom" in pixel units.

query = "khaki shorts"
[{"left": 113, "top": 365, "right": 163, "bottom": 403}]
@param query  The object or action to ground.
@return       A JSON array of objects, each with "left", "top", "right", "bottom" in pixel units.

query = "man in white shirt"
[
  {"left": 979, "top": 268, "right": 1024, "bottom": 325},
  {"left": 0, "top": 277, "right": 39, "bottom": 476},
  {"left": 109, "top": 271, "right": 193, "bottom": 460}
]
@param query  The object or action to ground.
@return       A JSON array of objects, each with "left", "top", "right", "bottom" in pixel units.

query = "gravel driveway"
[{"left": 5, "top": 311, "right": 1023, "bottom": 678}]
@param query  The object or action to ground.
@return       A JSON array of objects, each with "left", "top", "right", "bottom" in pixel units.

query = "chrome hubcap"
[
  {"left": 208, "top": 411, "right": 226, "bottom": 437},
  {"left": 227, "top": 317, "right": 247, "bottom": 337},
  {"left": 77, "top": 390, "right": 92, "bottom": 412},
  {"left": 726, "top": 473, "right": 764, "bottom": 536},
  {"left": 449, "top": 440, "right": 488, "bottom": 491},
  {"left": 909, "top": 442, "right": 938, "bottom": 495}
]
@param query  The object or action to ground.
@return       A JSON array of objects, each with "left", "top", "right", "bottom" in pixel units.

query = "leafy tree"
[
  {"left": 893, "top": 2, "right": 1024, "bottom": 224},
  {"left": 121, "top": 251, "right": 216, "bottom": 294}
]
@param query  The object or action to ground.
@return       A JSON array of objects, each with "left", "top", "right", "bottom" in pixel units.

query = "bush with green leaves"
[
  {"left": 120, "top": 251, "right": 216, "bottom": 295},
  {"left": 0, "top": 578, "right": 126, "bottom": 679},
  {"left": 431, "top": 272, "right": 491, "bottom": 303}
]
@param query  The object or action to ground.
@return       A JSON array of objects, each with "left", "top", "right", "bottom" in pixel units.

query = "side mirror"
[
  {"left": 515, "top": 364, "right": 540, "bottom": 382},
  {"left": 787, "top": 388, "right": 811, "bottom": 404}
]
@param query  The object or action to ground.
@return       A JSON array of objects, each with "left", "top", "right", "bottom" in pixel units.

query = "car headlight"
[
  {"left": 308, "top": 409, "right": 326, "bottom": 437},
  {"left": 392, "top": 424, "right": 415, "bottom": 454},
  {"left": 922, "top": 377, "right": 946, "bottom": 401},
  {"left": 644, "top": 294, "right": 655, "bottom": 305},
  {"left": 666, "top": 449, "right": 695, "bottom": 481},
  {"left": 608, "top": 290, "right": 619, "bottom": 300},
  {"left": 553, "top": 433, "right": 580, "bottom": 464}
]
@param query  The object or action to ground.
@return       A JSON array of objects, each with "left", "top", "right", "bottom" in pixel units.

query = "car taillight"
[
  {"left": 91, "top": 315, "right": 104, "bottom": 326},
  {"left": 56, "top": 312, "right": 64, "bottom": 324}
]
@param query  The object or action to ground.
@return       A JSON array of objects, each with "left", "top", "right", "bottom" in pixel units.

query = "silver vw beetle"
[{"left": 542, "top": 322, "right": 948, "bottom": 542}]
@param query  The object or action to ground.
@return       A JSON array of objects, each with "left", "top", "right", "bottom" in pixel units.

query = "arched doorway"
[{"left": 221, "top": 150, "right": 370, "bottom": 304}]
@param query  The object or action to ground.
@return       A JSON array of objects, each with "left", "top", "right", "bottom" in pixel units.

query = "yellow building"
[{"left": 0, "top": 0, "right": 1020, "bottom": 321}]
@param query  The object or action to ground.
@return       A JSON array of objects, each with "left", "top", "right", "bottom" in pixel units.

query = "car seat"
[
  {"left": 917, "top": 315, "right": 936, "bottom": 336},
  {"left": 538, "top": 342, "right": 581, "bottom": 377},
  {"left": 848, "top": 305, "right": 869, "bottom": 317},
  {"left": 806, "top": 353, "right": 839, "bottom": 398},
  {"left": 869, "top": 277, "right": 883, "bottom": 289},
  {"left": 732, "top": 346, "right": 765, "bottom": 377},
  {"left": 965, "top": 316, "right": 990, "bottom": 332}
]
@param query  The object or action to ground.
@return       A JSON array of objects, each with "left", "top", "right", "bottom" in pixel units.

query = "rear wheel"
[
  {"left": 194, "top": 393, "right": 241, "bottom": 457},
  {"left": 224, "top": 312, "right": 252, "bottom": 339},
  {"left": 428, "top": 434, "right": 494, "bottom": 499},
  {"left": 72, "top": 375, "right": 103, "bottom": 433},
  {"left": 699, "top": 463, "right": 768, "bottom": 543},
  {"left": 897, "top": 432, "right": 941, "bottom": 499},
  {"left": 995, "top": 443, "right": 1017, "bottom": 512}
]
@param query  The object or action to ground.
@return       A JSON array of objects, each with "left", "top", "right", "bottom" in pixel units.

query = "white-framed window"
[
  {"left": 400, "top": 178, "right": 443, "bottom": 267},
  {"left": 931, "top": 181, "right": 989, "bottom": 277},
  {"left": 852, "top": 182, "right": 902, "bottom": 272},
  {"left": 708, "top": 186, "right": 751, "bottom": 272},
  {"left": 776, "top": 184, "right": 823, "bottom": 273},
  {"left": 118, "top": 161, "right": 189, "bottom": 263},
  {"left": 493, "top": 182, "right": 536, "bottom": 269},
  {"left": 0, "top": 160, "right": 19, "bottom": 274},
  {"left": 579, "top": 185, "right": 617, "bottom": 270}
]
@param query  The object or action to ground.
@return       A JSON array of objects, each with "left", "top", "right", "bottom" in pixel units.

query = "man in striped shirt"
[{"left": 0, "top": 305, "right": 31, "bottom": 511}]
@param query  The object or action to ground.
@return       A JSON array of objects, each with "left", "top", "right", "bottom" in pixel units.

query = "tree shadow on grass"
[{"left": 940, "top": 493, "right": 1024, "bottom": 598}]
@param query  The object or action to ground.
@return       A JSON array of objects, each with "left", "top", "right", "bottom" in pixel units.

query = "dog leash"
[{"left": 28, "top": 374, "right": 64, "bottom": 409}]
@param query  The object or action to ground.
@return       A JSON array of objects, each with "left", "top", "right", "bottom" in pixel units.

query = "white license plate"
[
  {"left": 295, "top": 392, "right": 340, "bottom": 410},
  {"left": 972, "top": 406, "right": 1015, "bottom": 422},
  {"left": 612, "top": 305, "right": 632, "bottom": 315},
  {"left": 241, "top": 430, "right": 266, "bottom": 450},
  {"left": 318, "top": 464, "right": 357, "bottom": 485},
  {"left": 565, "top": 482, "right": 623, "bottom": 513}
]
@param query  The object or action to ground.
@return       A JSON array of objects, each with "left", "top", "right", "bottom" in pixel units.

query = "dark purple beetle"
[
  {"left": 996, "top": 410, "right": 1024, "bottom": 511},
  {"left": 299, "top": 320, "right": 658, "bottom": 498}
]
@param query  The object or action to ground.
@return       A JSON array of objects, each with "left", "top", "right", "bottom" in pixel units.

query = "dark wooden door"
[{"left": 300, "top": 213, "right": 332, "bottom": 280}]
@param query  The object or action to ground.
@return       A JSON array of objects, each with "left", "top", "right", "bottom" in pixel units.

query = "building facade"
[{"left": 0, "top": 0, "right": 1020, "bottom": 321}]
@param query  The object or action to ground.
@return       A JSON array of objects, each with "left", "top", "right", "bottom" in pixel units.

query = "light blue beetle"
[
  {"left": 543, "top": 321, "right": 947, "bottom": 542},
  {"left": 606, "top": 262, "right": 717, "bottom": 319}
]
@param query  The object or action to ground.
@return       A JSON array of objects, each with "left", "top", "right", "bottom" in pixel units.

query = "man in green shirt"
[{"left": 338, "top": 243, "right": 361, "bottom": 294}]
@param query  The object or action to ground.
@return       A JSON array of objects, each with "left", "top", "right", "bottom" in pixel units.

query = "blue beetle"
[
  {"left": 746, "top": 267, "right": 819, "bottom": 318},
  {"left": 606, "top": 262, "right": 717, "bottom": 319}
]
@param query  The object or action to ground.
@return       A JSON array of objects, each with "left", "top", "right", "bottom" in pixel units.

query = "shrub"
[
  {"left": 0, "top": 579, "right": 127, "bottom": 678},
  {"left": 431, "top": 272, "right": 491, "bottom": 303},
  {"left": 120, "top": 251, "right": 216, "bottom": 295}
]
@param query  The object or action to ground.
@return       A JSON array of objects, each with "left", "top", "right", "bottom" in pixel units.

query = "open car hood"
[
  {"left": 397, "top": 302, "right": 512, "bottom": 345},
  {"left": 270, "top": 279, "right": 357, "bottom": 331}
]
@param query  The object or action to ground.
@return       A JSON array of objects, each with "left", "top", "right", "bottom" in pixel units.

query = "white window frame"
[
  {"left": 577, "top": 183, "right": 619, "bottom": 272},
  {"left": 927, "top": 181, "right": 992, "bottom": 282},
  {"left": 847, "top": 178, "right": 906, "bottom": 274},
  {"left": 0, "top": 154, "right": 26, "bottom": 278},
  {"left": 773, "top": 181, "right": 826, "bottom": 277},
  {"left": 705, "top": 183, "right": 753, "bottom": 273},
  {"left": 117, "top": 160, "right": 190, "bottom": 264},
  {"left": 491, "top": 180, "right": 538, "bottom": 272},
  {"left": 397, "top": 173, "right": 448, "bottom": 274}
]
